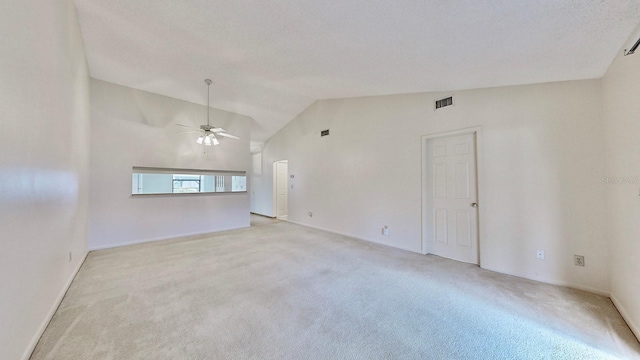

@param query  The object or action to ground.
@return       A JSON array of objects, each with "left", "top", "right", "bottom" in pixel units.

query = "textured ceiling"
[{"left": 73, "top": 0, "right": 640, "bottom": 143}]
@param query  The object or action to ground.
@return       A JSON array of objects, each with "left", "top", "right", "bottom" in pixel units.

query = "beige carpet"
[
  {"left": 249, "top": 214, "right": 281, "bottom": 227},
  {"left": 31, "top": 216, "right": 640, "bottom": 359}
]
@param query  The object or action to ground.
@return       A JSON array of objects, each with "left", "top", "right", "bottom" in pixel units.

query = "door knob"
[{"left": 471, "top": 202, "right": 478, "bottom": 208}]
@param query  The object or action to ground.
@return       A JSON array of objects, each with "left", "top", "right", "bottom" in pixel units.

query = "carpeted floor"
[
  {"left": 31, "top": 216, "right": 640, "bottom": 359},
  {"left": 249, "top": 213, "right": 281, "bottom": 227}
]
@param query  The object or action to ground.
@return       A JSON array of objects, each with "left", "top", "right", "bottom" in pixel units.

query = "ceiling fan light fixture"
[
  {"left": 210, "top": 134, "right": 220, "bottom": 146},
  {"left": 181, "top": 79, "right": 239, "bottom": 146}
]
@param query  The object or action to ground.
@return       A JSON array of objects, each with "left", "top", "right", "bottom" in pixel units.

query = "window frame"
[{"left": 132, "top": 166, "right": 247, "bottom": 196}]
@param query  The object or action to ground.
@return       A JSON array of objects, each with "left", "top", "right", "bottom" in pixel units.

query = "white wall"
[
  {"left": 0, "top": 1, "right": 90, "bottom": 359},
  {"left": 89, "top": 79, "right": 251, "bottom": 250},
  {"left": 250, "top": 152, "right": 266, "bottom": 214},
  {"left": 251, "top": 151, "right": 274, "bottom": 216},
  {"left": 254, "top": 80, "right": 610, "bottom": 294},
  {"left": 602, "top": 27, "right": 640, "bottom": 339}
]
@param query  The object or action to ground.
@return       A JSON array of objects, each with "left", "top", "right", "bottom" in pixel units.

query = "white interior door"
[
  {"left": 426, "top": 133, "right": 479, "bottom": 264},
  {"left": 276, "top": 161, "right": 288, "bottom": 219}
]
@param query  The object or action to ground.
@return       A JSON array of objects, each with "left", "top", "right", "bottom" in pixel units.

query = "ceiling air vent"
[
  {"left": 321, "top": 129, "right": 330, "bottom": 137},
  {"left": 435, "top": 96, "right": 454, "bottom": 110}
]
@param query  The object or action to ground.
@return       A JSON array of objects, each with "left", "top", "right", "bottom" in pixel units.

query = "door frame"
[
  {"left": 272, "top": 160, "right": 288, "bottom": 219},
  {"left": 421, "top": 126, "right": 485, "bottom": 266}
]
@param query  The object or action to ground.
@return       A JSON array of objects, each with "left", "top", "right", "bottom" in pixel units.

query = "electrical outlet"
[
  {"left": 536, "top": 250, "right": 545, "bottom": 260},
  {"left": 574, "top": 255, "right": 585, "bottom": 266},
  {"left": 382, "top": 226, "right": 389, "bottom": 236}
]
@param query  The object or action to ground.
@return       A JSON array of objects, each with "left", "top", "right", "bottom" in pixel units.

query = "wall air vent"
[
  {"left": 321, "top": 129, "right": 330, "bottom": 137},
  {"left": 435, "top": 96, "right": 454, "bottom": 110}
]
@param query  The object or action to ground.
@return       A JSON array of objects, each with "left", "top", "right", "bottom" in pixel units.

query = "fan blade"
[
  {"left": 211, "top": 128, "right": 226, "bottom": 132},
  {"left": 176, "top": 124, "right": 196, "bottom": 128},
  {"left": 177, "top": 130, "right": 200, "bottom": 134},
  {"left": 217, "top": 132, "right": 240, "bottom": 140}
]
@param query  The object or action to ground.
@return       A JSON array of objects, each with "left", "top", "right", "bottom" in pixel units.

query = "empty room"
[{"left": 2, "top": 1, "right": 640, "bottom": 359}]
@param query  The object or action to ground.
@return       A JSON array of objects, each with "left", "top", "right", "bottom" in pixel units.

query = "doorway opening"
[
  {"left": 273, "top": 160, "right": 288, "bottom": 220},
  {"left": 422, "top": 128, "right": 482, "bottom": 265}
]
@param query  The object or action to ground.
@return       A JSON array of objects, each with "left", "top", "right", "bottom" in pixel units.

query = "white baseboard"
[
  {"left": 88, "top": 225, "right": 249, "bottom": 251},
  {"left": 610, "top": 293, "right": 640, "bottom": 342},
  {"left": 286, "top": 220, "right": 420, "bottom": 254},
  {"left": 21, "top": 251, "right": 89, "bottom": 360},
  {"left": 480, "top": 265, "right": 610, "bottom": 297},
  {"left": 250, "top": 212, "right": 276, "bottom": 218}
]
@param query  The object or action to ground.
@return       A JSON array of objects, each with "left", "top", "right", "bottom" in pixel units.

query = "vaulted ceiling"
[{"left": 73, "top": 0, "right": 640, "bottom": 143}]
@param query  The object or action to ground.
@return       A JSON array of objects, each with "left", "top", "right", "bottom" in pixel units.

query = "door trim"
[
  {"left": 273, "top": 160, "right": 288, "bottom": 220},
  {"left": 421, "top": 126, "right": 484, "bottom": 266}
]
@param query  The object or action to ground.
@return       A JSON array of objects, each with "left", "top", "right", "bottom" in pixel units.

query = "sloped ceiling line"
[{"left": 73, "top": 0, "right": 640, "bottom": 142}]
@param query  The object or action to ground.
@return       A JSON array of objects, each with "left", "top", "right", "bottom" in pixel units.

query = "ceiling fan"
[{"left": 177, "top": 79, "right": 239, "bottom": 146}]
